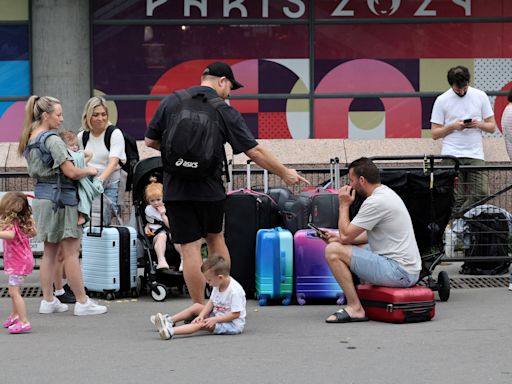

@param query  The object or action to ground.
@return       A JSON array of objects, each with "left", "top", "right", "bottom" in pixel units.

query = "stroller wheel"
[
  {"left": 437, "top": 271, "right": 450, "bottom": 302},
  {"left": 151, "top": 284, "right": 168, "bottom": 302}
]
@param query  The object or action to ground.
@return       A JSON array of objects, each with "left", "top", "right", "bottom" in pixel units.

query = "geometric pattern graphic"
[
  {"left": 475, "top": 59, "right": 512, "bottom": 137},
  {"left": 258, "top": 112, "right": 292, "bottom": 139},
  {"left": 420, "top": 59, "right": 474, "bottom": 92},
  {"left": 0, "top": 51, "right": 30, "bottom": 141},
  {"left": 348, "top": 111, "right": 385, "bottom": 139},
  {"left": 315, "top": 59, "right": 421, "bottom": 138},
  {"left": 0, "top": 0, "right": 28, "bottom": 21},
  {"left": 0, "top": 0, "right": 30, "bottom": 142},
  {"left": 263, "top": 58, "right": 310, "bottom": 138}
]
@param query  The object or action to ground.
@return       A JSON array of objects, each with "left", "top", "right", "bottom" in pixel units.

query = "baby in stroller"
[{"left": 144, "top": 176, "right": 183, "bottom": 272}]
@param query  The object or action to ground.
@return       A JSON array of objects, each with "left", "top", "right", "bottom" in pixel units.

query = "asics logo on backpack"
[
  {"left": 161, "top": 90, "right": 228, "bottom": 181},
  {"left": 175, "top": 158, "right": 198, "bottom": 168}
]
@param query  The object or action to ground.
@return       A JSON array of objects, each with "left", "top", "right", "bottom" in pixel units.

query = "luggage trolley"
[{"left": 366, "top": 155, "right": 460, "bottom": 302}]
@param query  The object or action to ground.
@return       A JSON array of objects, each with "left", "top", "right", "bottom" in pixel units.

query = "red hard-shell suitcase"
[{"left": 357, "top": 284, "right": 435, "bottom": 323}]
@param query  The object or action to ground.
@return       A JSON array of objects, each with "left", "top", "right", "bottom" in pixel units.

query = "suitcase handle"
[{"left": 87, "top": 194, "right": 105, "bottom": 237}]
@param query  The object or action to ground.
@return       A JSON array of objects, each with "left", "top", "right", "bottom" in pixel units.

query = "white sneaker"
[
  {"left": 39, "top": 297, "right": 69, "bottom": 314},
  {"left": 150, "top": 313, "right": 173, "bottom": 327},
  {"left": 155, "top": 312, "right": 174, "bottom": 340},
  {"left": 509, "top": 283, "right": 512, "bottom": 291},
  {"left": 74, "top": 297, "right": 108, "bottom": 316}
]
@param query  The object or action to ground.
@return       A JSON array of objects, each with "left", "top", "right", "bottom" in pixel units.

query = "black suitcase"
[
  {"left": 282, "top": 195, "right": 312, "bottom": 234},
  {"left": 224, "top": 161, "right": 278, "bottom": 295}
]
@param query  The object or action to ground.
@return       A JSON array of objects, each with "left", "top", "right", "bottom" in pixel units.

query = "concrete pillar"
[{"left": 31, "top": 0, "right": 90, "bottom": 131}]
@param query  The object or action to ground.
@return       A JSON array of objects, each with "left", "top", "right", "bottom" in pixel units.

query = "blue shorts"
[
  {"left": 351, "top": 246, "right": 419, "bottom": 287},
  {"left": 213, "top": 322, "right": 243, "bottom": 335}
]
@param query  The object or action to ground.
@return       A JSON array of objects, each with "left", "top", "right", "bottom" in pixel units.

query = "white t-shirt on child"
[
  {"left": 210, "top": 277, "right": 246, "bottom": 331},
  {"left": 145, "top": 205, "right": 164, "bottom": 232}
]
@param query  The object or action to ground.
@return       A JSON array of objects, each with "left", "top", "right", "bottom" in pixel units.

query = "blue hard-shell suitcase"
[
  {"left": 82, "top": 225, "right": 138, "bottom": 300},
  {"left": 255, "top": 227, "right": 293, "bottom": 306},
  {"left": 293, "top": 229, "right": 345, "bottom": 305}
]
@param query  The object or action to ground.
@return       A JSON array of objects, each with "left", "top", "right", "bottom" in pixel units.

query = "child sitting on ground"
[
  {"left": 59, "top": 130, "right": 103, "bottom": 225},
  {"left": 0, "top": 192, "right": 37, "bottom": 334},
  {"left": 153, "top": 255, "right": 246, "bottom": 340},
  {"left": 144, "top": 176, "right": 183, "bottom": 271}
]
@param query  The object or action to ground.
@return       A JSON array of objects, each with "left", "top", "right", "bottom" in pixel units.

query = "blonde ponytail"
[{"left": 17, "top": 95, "right": 61, "bottom": 157}]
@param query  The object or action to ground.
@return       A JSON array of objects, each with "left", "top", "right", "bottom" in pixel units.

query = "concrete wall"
[
  {"left": 31, "top": 0, "right": 90, "bottom": 131},
  {"left": 1, "top": 138, "right": 509, "bottom": 172}
]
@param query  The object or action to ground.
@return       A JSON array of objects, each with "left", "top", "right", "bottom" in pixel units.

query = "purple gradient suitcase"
[{"left": 293, "top": 229, "right": 345, "bottom": 305}]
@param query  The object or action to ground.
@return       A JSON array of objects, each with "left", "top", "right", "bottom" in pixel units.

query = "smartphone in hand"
[
  {"left": 463, "top": 118, "right": 472, "bottom": 125},
  {"left": 307, "top": 223, "right": 328, "bottom": 239}
]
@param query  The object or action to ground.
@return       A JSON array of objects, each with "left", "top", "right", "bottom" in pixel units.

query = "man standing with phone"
[{"left": 430, "top": 65, "right": 496, "bottom": 213}]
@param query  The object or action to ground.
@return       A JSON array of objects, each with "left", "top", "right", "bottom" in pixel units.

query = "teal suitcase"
[{"left": 255, "top": 227, "right": 293, "bottom": 305}]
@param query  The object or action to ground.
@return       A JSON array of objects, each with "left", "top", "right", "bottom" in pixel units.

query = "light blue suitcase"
[
  {"left": 255, "top": 227, "right": 293, "bottom": 306},
  {"left": 82, "top": 225, "right": 138, "bottom": 300}
]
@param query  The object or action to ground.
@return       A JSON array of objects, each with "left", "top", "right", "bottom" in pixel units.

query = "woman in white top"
[
  {"left": 501, "top": 88, "right": 512, "bottom": 161},
  {"left": 78, "top": 97, "right": 126, "bottom": 225}
]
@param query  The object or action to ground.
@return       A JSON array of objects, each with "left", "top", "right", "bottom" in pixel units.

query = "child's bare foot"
[{"left": 77, "top": 215, "right": 86, "bottom": 225}]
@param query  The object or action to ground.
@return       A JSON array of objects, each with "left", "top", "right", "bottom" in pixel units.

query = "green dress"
[{"left": 26, "top": 132, "right": 82, "bottom": 243}]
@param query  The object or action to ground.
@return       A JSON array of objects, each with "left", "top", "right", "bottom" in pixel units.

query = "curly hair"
[{"left": 0, "top": 192, "right": 36, "bottom": 236}]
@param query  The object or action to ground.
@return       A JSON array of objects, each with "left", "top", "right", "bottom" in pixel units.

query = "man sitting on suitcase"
[{"left": 323, "top": 157, "right": 421, "bottom": 323}]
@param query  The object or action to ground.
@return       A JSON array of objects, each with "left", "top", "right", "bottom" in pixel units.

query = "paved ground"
[{"left": 1, "top": 264, "right": 511, "bottom": 384}]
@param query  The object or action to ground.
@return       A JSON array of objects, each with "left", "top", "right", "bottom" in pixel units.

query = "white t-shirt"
[
  {"left": 351, "top": 185, "right": 421, "bottom": 274},
  {"left": 430, "top": 86, "right": 494, "bottom": 160},
  {"left": 210, "top": 277, "right": 246, "bottom": 331},
  {"left": 77, "top": 128, "right": 126, "bottom": 172}
]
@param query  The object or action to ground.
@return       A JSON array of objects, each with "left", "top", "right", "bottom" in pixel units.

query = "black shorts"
[{"left": 165, "top": 200, "right": 225, "bottom": 244}]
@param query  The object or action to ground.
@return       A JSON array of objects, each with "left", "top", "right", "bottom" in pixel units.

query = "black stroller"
[
  {"left": 367, "top": 156, "right": 460, "bottom": 301},
  {"left": 132, "top": 156, "right": 185, "bottom": 301}
]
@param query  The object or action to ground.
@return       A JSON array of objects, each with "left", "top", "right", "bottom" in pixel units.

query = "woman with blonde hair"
[
  {"left": 77, "top": 96, "right": 126, "bottom": 225},
  {"left": 19, "top": 95, "right": 107, "bottom": 316}
]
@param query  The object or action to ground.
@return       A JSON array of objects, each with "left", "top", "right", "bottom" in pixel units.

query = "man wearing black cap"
[
  {"left": 145, "top": 61, "right": 308, "bottom": 304},
  {"left": 430, "top": 65, "right": 496, "bottom": 213}
]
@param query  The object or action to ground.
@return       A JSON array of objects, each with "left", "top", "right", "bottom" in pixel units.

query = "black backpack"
[
  {"left": 460, "top": 210, "right": 511, "bottom": 275},
  {"left": 82, "top": 125, "right": 139, "bottom": 191},
  {"left": 161, "top": 90, "right": 228, "bottom": 181}
]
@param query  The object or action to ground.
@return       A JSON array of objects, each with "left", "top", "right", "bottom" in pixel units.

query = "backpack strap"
[
  {"left": 207, "top": 97, "right": 230, "bottom": 183},
  {"left": 175, "top": 89, "right": 191, "bottom": 103},
  {"left": 81, "top": 125, "right": 116, "bottom": 151},
  {"left": 103, "top": 125, "right": 117, "bottom": 151},
  {"left": 81, "top": 130, "right": 89, "bottom": 148},
  {"left": 23, "top": 130, "right": 57, "bottom": 166}
]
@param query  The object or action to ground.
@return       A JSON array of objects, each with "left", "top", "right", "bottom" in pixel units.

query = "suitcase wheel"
[
  {"left": 258, "top": 295, "right": 268, "bottom": 306},
  {"left": 336, "top": 293, "right": 346, "bottom": 306},
  {"left": 296, "top": 293, "right": 306, "bottom": 306},
  {"left": 151, "top": 284, "right": 168, "bottom": 302},
  {"left": 282, "top": 295, "right": 291, "bottom": 306},
  {"left": 105, "top": 292, "right": 116, "bottom": 301}
]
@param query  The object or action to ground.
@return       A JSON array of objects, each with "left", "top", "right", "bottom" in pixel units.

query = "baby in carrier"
[
  {"left": 144, "top": 176, "right": 183, "bottom": 272},
  {"left": 59, "top": 130, "right": 103, "bottom": 225}
]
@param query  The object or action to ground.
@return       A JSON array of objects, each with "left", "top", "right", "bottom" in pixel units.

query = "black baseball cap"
[{"left": 203, "top": 61, "right": 243, "bottom": 90}]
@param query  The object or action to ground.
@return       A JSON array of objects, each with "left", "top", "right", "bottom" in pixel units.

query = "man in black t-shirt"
[{"left": 145, "top": 61, "right": 308, "bottom": 304}]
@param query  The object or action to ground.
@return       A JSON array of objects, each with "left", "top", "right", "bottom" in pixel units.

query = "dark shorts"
[{"left": 165, "top": 200, "right": 225, "bottom": 244}]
